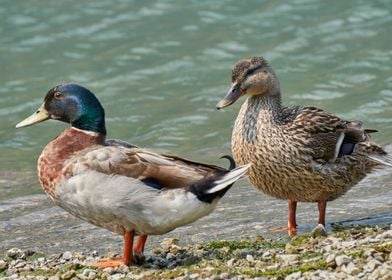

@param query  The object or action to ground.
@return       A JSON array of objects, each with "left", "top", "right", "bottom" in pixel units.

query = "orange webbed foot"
[
  {"left": 92, "top": 257, "right": 132, "bottom": 268},
  {"left": 269, "top": 226, "right": 289, "bottom": 233}
]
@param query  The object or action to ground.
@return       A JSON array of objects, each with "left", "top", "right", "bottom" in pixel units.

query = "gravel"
[{"left": 0, "top": 225, "right": 391, "bottom": 279}]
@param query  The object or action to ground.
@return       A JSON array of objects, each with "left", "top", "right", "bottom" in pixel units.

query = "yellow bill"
[{"left": 15, "top": 103, "right": 50, "bottom": 128}]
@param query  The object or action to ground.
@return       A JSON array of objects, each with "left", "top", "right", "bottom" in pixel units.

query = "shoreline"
[{"left": 1, "top": 224, "right": 391, "bottom": 280}]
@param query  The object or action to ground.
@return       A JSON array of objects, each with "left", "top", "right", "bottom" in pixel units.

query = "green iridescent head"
[{"left": 16, "top": 84, "right": 106, "bottom": 135}]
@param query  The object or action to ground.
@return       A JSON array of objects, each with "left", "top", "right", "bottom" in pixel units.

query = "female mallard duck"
[
  {"left": 16, "top": 84, "right": 250, "bottom": 267},
  {"left": 216, "top": 56, "right": 391, "bottom": 236}
]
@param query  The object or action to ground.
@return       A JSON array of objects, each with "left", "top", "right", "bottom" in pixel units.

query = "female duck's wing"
[
  {"left": 67, "top": 146, "right": 226, "bottom": 190},
  {"left": 284, "top": 106, "right": 378, "bottom": 163}
]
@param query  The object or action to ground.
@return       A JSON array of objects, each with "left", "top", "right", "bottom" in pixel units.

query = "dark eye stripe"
[{"left": 246, "top": 65, "right": 262, "bottom": 76}]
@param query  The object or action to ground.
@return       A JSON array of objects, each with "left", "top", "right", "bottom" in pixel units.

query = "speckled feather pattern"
[{"left": 232, "top": 95, "right": 385, "bottom": 202}]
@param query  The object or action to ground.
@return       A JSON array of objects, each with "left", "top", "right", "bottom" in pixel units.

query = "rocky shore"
[{"left": 0, "top": 225, "right": 391, "bottom": 280}]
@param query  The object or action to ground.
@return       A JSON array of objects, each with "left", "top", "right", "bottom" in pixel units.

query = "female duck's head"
[
  {"left": 216, "top": 57, "right": 281, "bottom": 109},
  {"left": 16, "top": 84, "right": 106, "bottom": 135}
]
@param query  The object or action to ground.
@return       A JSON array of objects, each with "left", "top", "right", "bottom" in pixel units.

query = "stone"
[
  {"left": 342, "top": 262, "right": 360, "bottom": 275},
  {"left": 325, "top": 253, "right": 336, "bottom": 267},
  {"left": 365, "top": 259, "right": 381, "bottom": 273},
  {"left": 335, "top": 255, "right": 351, "bottom": 266},
  {"left": 246, "top": 254, "right": 254, "bottom": 262},
  {"left": 0, "top": 259, "right": 8, "bottom": 270},
  {"left": 311, "top": 224, "right": 328, "bottom": 237},
  {"left": 78, "top": 268, "right": 97, "bottom": 280},
  {"left": 62, "top": 251, "right": 72, "bottom": 260},
  {"left": 189, "top": 273, "right": 200, "bottom": 279},
  {"left": 61, "top": 270, "right": 75, "bottom": 280},
  {"left": 227, "top": 258, "right": 235, "bottom": 267},
  {"left": 262, "top": 251, "right": 271, "bottom": 259},
  {"left": 160, "top": 238, "right": 179, "bottom": 251},
  {"left": 109, "top": 274, "right": 125, "bottom": 280},
  {"left": 286, "top": 271, "right": 302, "bottom": 280},
  {"left": 277, "top": 254, "right": 299, "bottom": 265},
  {"left": 6, "top": 248, "right": 25, "bottom": 259}
]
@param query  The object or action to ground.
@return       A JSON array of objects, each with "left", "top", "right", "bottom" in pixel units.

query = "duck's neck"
[
  {"left": 38, "top": 127, "right": 105, "bottom": 200},
  {"left": 248, "top": 90, "right": 282, "bottom": 123}
]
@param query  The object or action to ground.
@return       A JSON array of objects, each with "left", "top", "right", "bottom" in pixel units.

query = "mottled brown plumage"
[{"left": 217, "top": 56, "right": 391, "bottom": 236}]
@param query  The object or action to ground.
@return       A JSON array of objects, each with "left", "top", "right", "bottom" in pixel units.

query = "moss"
[
  {"left": 347, "top": 249, "right": 364, "bottom": 259},
  {"left": 289, "top": 234, "right": 312, "bottom": 247},
  {"left": 26, "top": 252, "right": 46, "bottom": 261},
  {"left": 374, "top": 242, "right": 392, "bottom": 253},
  {"left": 301, "top": 251, "right": 323, "bottom": 260},
  {"left": 203, "top": 240, "right": 256, "bottom": 250},
  {"left": 240, "top": 259, "right": 328, "bottom": 277},
  {"left": 18, "top": 269, "right": 52, "bottom": 277}
]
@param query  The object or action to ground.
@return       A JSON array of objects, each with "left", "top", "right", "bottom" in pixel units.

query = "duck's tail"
[{"left": 189, "top": 163, "right": 251, "bottom": 203}]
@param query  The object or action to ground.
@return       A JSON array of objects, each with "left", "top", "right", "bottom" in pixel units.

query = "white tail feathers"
[
  {"left": 367, "top": 155, "right": 392, "bottom": 167},
  {"left": 205, "top": 164, "right": 251, "bottom": 194}
]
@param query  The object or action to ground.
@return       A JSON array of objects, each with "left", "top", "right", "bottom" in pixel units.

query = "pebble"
[
  {"left": 311, "top": 224, "right": 328, "bottom": 237},
  {"left": 246, "top": 254, "right": 254, "bottom": 262},
  {"left": 277, "top": 254, "right": 299, "bottom": 265},
  {"left": 0, "top": 225, "right": 390, "bottom": 280},
  {"left": 227, "top": 258, "right": 235, "bottom": 267},
  {"left": 6, "top": 248, "right": 25, "bottom": 259},
  {"left": 335, "top": 255, "right": 351, "bottom": 266},
  {"left": 0, "top": 259, "right": 8, "bottom": 270},
  {"left": 342, "top": 262, "right": 360, "bottom": 275},
  {"left": 62, "top": 251, "right": 73, "bottom": 260}
]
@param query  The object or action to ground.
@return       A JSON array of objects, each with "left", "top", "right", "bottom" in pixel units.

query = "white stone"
[
  {"left": 335, "top": 255, "right": 351, "bottom": 266},
  {"left": 62, "top": 251, "right": 73, "bottom": 260},
  {"left": 246, "top": 254, "right": 254, "bottom": 262},
  {"left": 0, "top": 260, "right": 7, "bottom": 270},
  {"left": 342, "top": 262, "right": 360, "bottom": 275},
  {"left": 277, "top": 254, "right": 299, "bottom": 265},
  {"left": 227, "top": 258, "right": 235, "bottom": 267}
]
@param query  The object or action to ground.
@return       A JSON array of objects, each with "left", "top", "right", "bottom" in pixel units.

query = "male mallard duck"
[
  {"left": 16, "top": 84, "right": 250, "bottom": 267},
  {"left": 216, "top": 56, "right": 391, "bottom": 236}
]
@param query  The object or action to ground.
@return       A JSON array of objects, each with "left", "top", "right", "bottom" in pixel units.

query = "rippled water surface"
[{"left": 1, "top": 0, "right": 391, "bottom": 254}]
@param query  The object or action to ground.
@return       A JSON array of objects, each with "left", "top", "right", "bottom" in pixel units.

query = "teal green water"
[{"left": 1, "top": 0, "right": 391, "bottom": 253}]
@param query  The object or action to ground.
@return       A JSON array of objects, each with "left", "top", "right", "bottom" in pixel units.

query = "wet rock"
[
  {"left": 335, "top": 255, "right": 351, "bottom": 266},
  {"left": 181, "top": 255, "right": 199, "bottom": 266}
]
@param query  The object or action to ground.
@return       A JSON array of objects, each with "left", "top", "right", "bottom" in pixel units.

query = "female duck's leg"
[
  {"left": 288, "top": 200, "right": 297, "bottom": 237},
  {"left": 93, "top": 230, "right": 135, "bottom": 267},
  {"left": 270, "top": 200, "right": 297, "bottom": 235},
  {"left": 317, "top": 201, "right": 327, "bottom": 225},
  {"left": 134, "top": 235, "right": 148, "bottom": 255}
]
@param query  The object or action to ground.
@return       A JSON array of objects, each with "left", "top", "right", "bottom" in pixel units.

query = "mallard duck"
[
  {"left": 216, "top": 56, "right": 391, "bottom": 236},
  {"left": 16, "top": 84, "right": 250, "bottom": 267}
]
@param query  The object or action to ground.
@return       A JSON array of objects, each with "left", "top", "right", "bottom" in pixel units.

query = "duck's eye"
[{"left": 54, "top": 92, "right": 63, "bottom": 99}]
